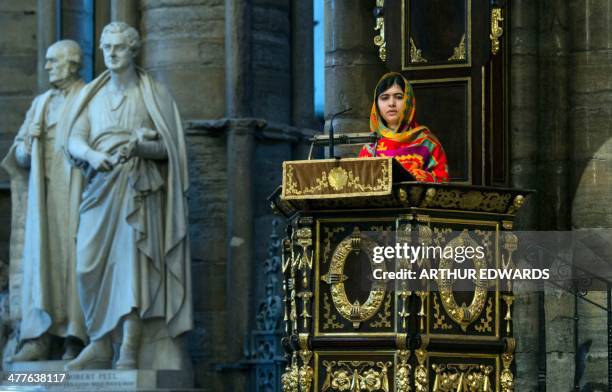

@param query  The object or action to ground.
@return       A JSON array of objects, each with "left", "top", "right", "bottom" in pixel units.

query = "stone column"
[
  {"left": 225, "top": 122, "right": 255, "bottom": 373},
  {"left": 509, "top": 1, "right": 541, "bottom": 390},
  {"left": 110, "top": 0, "right": 138, "bottom": 27},
  {"left": 291, "top": 0, "right": 314, "bottom": 128},
  {"left": 225, "top": 1, "right": 254, "bottom": 390},
  {"left": 37, "top": 0, "right": 57, "bottom": 92},
  {"left": 93, "top": 1, "right": 110, "bottom": 76},
  {"left": 538, "top": 2, "right": 576, "bottom": 389},
  {"left": 140, "top": 0, "right": 225, "bottom": 120},
  {"left": 226, "top": 0, "right": 251, "bottom": 118},
  {"left": 569, "top": 0, "right": 612, "bottom": 387},
  {"left": 538, "top": 0, "right": 570, "bottom": 230},
  {"left": 140, "top": 1, "right": 228, "bottom": 389},
  {"left": 509, "top": 0, "right": 538, "bottom": 229},
  {"left": 324, "top": 0, "right": 385, "bottom": 138}
]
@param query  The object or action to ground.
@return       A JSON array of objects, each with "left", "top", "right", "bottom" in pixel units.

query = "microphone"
[{"left": 328, "top": 107, "right": 352, "bottom": 158}]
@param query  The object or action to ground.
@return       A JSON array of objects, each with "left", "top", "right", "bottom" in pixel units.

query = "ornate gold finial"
[
  {"left": 373, "top": 0, "right": 387, "bottom": 62},
  {"left": 490, "top": 7, "right": 504, "bottom": 55}
]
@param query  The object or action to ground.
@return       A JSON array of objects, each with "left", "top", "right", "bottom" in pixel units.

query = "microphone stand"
[{"left": 328, "top": 107, "right": 352, "bottom": 158}]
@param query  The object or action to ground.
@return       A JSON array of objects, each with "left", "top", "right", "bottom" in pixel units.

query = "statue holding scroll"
[
  {"left": 2, "top": 40, "right": 87, "bottom": 361},
  {"left": 64, "top": 22, "right": 192, "bottom": 370}
]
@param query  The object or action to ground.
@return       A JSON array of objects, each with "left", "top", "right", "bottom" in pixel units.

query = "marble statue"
[
  {"left": 1, "top": 40, "right": 87, "bottom": 362},
  {"left": 64, "top": 22, "right": 192, "bottom": 370}
]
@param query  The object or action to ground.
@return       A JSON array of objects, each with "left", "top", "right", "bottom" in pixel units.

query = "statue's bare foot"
[
  {"left": 64, "top": 338, "right": 112, "bottom": 370},
  {"left": 61, "top": 337, "right": 84, "bottom": 360},
  {"left": 9, "top": 335, "right": 50, "bottom": 362}
]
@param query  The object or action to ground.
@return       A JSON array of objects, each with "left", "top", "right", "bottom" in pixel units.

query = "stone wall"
[
  {"left": 0, "top": 1, "right": 37, "bottom": 181},
  {"left": 569, "top": 0, "right": 612, "bottom": 387},
  {"left": 0, "top": 1, "right": 38, "bottom": 321}
]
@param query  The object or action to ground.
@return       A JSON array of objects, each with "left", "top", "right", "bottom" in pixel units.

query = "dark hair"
[{"left": 375, "top": 74, "right": 406, "bottom": 100}]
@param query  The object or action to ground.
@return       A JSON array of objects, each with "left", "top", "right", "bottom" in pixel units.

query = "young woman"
[{"left": 359, "top": 72, "right": 449, "bottom": 183}]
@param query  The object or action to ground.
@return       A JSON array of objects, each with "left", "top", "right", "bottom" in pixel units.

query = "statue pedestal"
[{"left": 2, "top": 361, "right": 194, "bottom": 391}]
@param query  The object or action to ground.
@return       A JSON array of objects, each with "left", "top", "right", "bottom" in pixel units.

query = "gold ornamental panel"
[
  {"left": 315, "top": 219, "right": 396, "bottom": 336},
  {"left": 314, "top": 351, "right": 396, "bottom": 392},
  {"left": 423, "top": 218, "right": 501, "bottom": 340},
  {"left": 428, "top": 352, "right": 501, "bottom": 392},
  {"left": 437, "top": 230, "right": 489, "bottom": 332},
  {"left": 322, "top": 228, "right": 387, "bottom": 329}
]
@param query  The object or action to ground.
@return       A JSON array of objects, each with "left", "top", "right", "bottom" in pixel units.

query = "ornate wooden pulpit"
[{"left": 271, "top": 158, "right": 529, "bottom": 392}]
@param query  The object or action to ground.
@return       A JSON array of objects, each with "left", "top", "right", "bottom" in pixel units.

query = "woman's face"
[{"left": 377, "top": 83, "right": 405, "bottom": 129}]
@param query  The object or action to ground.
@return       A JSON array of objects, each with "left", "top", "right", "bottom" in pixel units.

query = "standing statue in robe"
[
  {"left": 64, "top": 22, "right": 192, "bottom": 370},
  {"left": 1, "top": 40, "right": 87, "bottom": 361}
]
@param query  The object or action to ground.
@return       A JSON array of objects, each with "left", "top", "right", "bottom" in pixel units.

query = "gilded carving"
[
  {"left": 323, "top": 228, "right": 386, "bottom": 328},
  {"left": 396, "top": 350, "right": 411, "bottom": 392},
  {"left": 323, "top": 227, "right": 346, "bottom": 264},
  {"left": 501, "top": 353, "right": 514, "bottom": 392},
  {"left": 432, "top": 292, "right": 452, "bottom": 331},
  {"left": 448, "top": 33, "right": 467, "bottom": 61},
  {"left": 490, "top": 7, "right": 504, "bottom": 55},
  {"left": 329, "top": 167, "right": 349, "bottom": 191},
  {"left": 323, "top": 292, "right": 344, "bottom": 330},
  {"left": 415, "top": 349, "right": 428, "bottom": 392},
  {"left": 322, "top": 360, "right": 392, "bottom": 392},
  {"left": 307, "top": 195, "right": 398, "bottom": 210},
  {"left": 428, "top": 189, "right": 512, "bottom": 212},
  {"left": 506, "top": 195, "right": 524, "bottom": 215},
  {"left": 370, "top": 293, "right": 392, "bottom": 328},
  {"left": 500, "top": 339, "right": 516, "bottom": 392},
  {"left": 281, "top": 354, "right": 299, "bottom": 392},
  {"left": 290, "top": 289, "right": 298, "bottom": 333},
  {"left": 416, "top": 291, "right": 428, "bottom": 332},
  {"left": 299, "top": 349, "right": 314, "bottom": 392},
  {"left": 432, "top": 363, "right": 493, "bottom": 392},
  {"left": 474, "top": 296, "right": 494, "bottom": 333},
  {"left": 294, "top": 223, "right": 314, "bottom": 329},
  {"left": 500, "top": 367, "right": 514, "bottom": 392},
  {"left": 437, "top": 230, "right": 488, "bottom": 332},
  {"left": 298, "top": 291, "right": 313, "bottom": 329},
  {"left": 397, "top": 187, "right": 409, "bottom": 203},
  {"left": 397, "top": 290, "right": 411, "bottom": 331},
  {"left": 420, "top": 188, "right": 437, "bottom": 207},
  {"left": 373, "top": 0, "right": 387, "bottom": 62},
  {"left": 295, "top": 226, "right": 313, "bottom": 289},
  {"left": 282, "top": 238, "right": 292, "bottom": 332},
  {"left": 410, "top": 37, "right": 428, "bottom": 63},
  {"left": 503, "top": 295, "right": 514, "bottom": 335}
]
